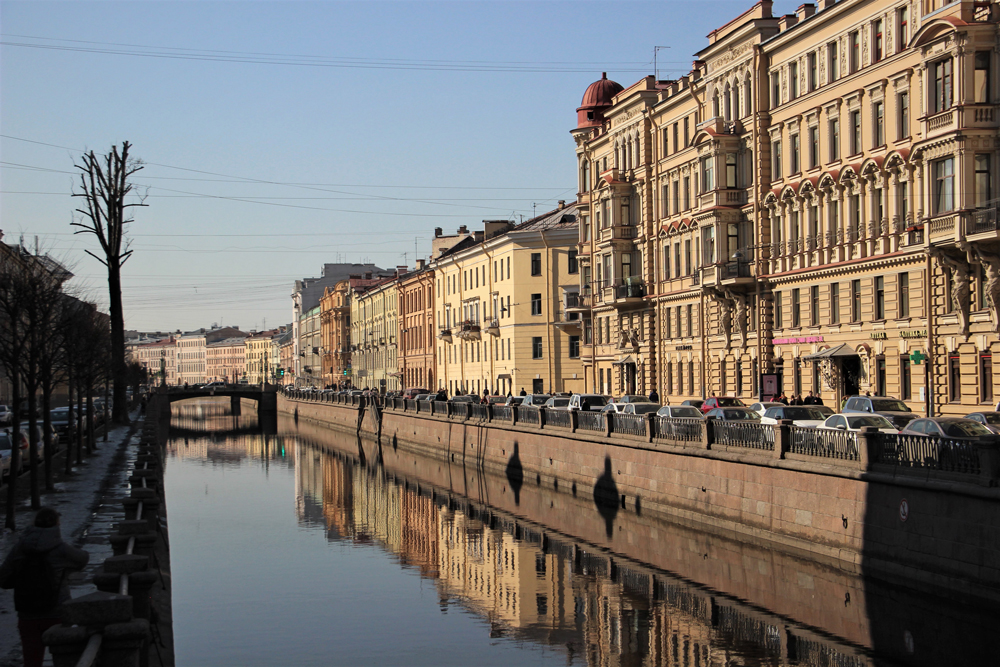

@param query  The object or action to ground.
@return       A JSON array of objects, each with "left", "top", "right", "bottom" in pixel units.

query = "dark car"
[
  {"left": 965, "top": 412, "right": 1000, "bottom": 434},
  {"left": 705, "top": 407, "right": 760, "bottom": 421},
  {"left": 48, "top": 407, "right": 77, "bottom": 442},
  {"left": 700, "top": 397, "right": 746, "bottom": 414},
  {"left": 402, "top": 387, "right": 429, "bottom": 400},
  {"left": 449, "top": 395, "right": 479, "bottom": 403},
  {"left": 899, "top": 418, "right": 999, "bottom": 443},
  {"left": 842, "top": 396, "right": 918, "bottom": 430}
]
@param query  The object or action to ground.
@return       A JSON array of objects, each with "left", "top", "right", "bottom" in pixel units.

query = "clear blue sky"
[{"left": 1, "top": 0, "right": 797, "bottom": 332}]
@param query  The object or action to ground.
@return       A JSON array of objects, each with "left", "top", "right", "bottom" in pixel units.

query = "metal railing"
[
  {"left": 871, "top": 433, "right": 982, "bottom": 475},
  {"left": 968, "top": 200, "right": 1000, "bottom": 235},
  {"left": 654, "top": 417, "right": 703, "bottom": 442},
  {"left": 517, "top": 406, "right": 541, "bottom": 425},
  {"left": 788, "top": 426, "right": 858, "bottom": 460},
  {"left": 613, "top": 279, "right": 646, "bottom": 299},
  {"left": 577, "top": 411, "right": 605, "bottom": 432},
  {"left": 492, "top": 405, "right": 513, "bottom": 422},
  {"left": 404, "top": 399, "right": 416, "bottom": 411},
  {"left": 713, "top": 420, "right": 774, "bottom": 450},
  {"left": 545, "top": 409, "right": 572, "bottom": 429},
  {"left": 432, "top": 400, "right": 449, "bottom": 416},
  {"left": 612, "top": 413, "right": 646, "bottom": 437},
  {"left": 470, "top": 404, "right": 490, "bottom": 421}
]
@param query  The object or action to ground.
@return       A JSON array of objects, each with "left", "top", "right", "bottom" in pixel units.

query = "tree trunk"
[
  {"left": 65, "top": 371, "right": 75, "bottom": 475},
  {"left": 5, "top": 371, "right": 21, "bottom": 531},
  {"left": 86, "top": 392, "right": 95, "bottom": 455},
  {"left": 27, "top": 386, "right": 39, "bottom": 510},
  {"left": 42, "top": 386, "right": 54, "bottom": 491},
  {"left": 108, "top": 266, "right": 129, "bottom": 425},
  {"left": 76, "top": 385, "right": 84, "bottom": 465}
]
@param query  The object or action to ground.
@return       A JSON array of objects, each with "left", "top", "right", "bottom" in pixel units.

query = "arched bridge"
[{"left": 158, "top": 385, "right": 278, "bottom": 416}]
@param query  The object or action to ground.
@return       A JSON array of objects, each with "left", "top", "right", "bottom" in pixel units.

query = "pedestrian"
[
  {"left": 814, "top": 393, "right": 824, "bottom": 406},
  {"left": 0, "top": 508, "right": 89, "bottom": 667},
  {"left": 777, "top": 392, "right": 788, "bottom": 405},
  {"left": 648, "top": 388, "right": 659, "bottom": 403},
  {"left": 519, "top": 388, "right": 527, "bottom": 396},
  {"left": 140, "top": 395, "right": 147, "bottom": 416},
  {"left": 436, "top": 388, "right": 447, "bottom": 402}
]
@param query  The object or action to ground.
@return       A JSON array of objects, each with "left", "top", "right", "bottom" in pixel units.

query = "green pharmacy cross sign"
[{"left": 910, "top": 350, "right": 927, "bottom": 365}]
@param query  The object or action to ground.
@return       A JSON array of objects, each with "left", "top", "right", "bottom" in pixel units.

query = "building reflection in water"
[{"left": 167, "top": 401, "right": 990, "bottom": 667}]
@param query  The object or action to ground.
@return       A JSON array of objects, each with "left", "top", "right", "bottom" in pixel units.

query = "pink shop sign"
[{"left": 771, "top": 336, "right": 824, "bottom": 345}]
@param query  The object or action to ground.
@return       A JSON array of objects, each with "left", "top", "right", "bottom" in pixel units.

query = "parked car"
[
  {"left": 568, "top": 394, "right": 610, "bottom": 411},
  {"left": 542, "top": 397, "right": 571, "bottom": 410},
  {"left": 402, "top": 387, "right": 429, "bottom": 399},
  {"left": 413, "top": 394, "right": 434, "bottom": 402},
  {"left": 899, "top": 418, "right": 1000, "bottom": 443},
  {"left": 681, "top": 399, "right": 705, "bottom": 410},
  {"left": 656, "top": 405, "right": 705, "bottom": 419},
  {"left": 601, "top": 402, "right": 659, "bottom": 415},
  {"left": 842, "top": 396, "right": 918, "bottom": 430},
  {"left": 504, "top": 396, "right": 525, "bottom": 407},
  {"left": 761, "top": 406, "right": 833, "bottom": 427},
  {"left": 486, "top": 396, "right": 508, "bottom": 405},
  {"left": 615, "top": 395, "right": 654, "bottom": 405},
  {"left": 748, "top": 402, "right": 782, "bottom": 417},
  {"left": 818, "top": 413, "right": 898, "bottom": 434},
  {"left": 520, "top": 394, "right": 552, "bottom": 407},
  {"left": 0, "top": 405, "right": 10, "bottom": 426},
  {"left": 699, "top": 397, "right": 746, "bottom": 414},
  {"left": 449, "top": 395, "right": 479, "bottom": 403},
  {"left": 704, "top": 407, "right": 760, "bottom": 421},
  {"left": 48, "top": 407, "right": 77, "bottom": 442},
  {"left": 964, "top": 412, "right": 1000, "bottom": 434},
  {"left": 204, "top": 382, "right": 226, "bottom": 389},
  {"left": 0, "top": 430, "right": 16, "bottom": 481}
]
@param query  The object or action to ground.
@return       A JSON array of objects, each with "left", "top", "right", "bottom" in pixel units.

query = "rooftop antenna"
[{"left": 654, "top": 46, "right": 670, "bottom": 80}]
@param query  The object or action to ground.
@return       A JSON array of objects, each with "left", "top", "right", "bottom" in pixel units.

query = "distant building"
[
  {"left": 397, "top": 260, "right": 436, "bottom": 391},
  {"left": 351, "top": 273, "right": 401, "bottom": 393},
  {"left": 206, "top": 337, "right": 247, "bottom": 383},
  {"left": 131, "top": 337, "right": 177, "bottom": 386},
  {"left": 176, "top": 326, "right": 248, "bottom": 385}
]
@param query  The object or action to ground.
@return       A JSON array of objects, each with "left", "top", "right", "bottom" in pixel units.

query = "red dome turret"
[{"left": 576, "top": 72, "right": 623, "bottom": 129}]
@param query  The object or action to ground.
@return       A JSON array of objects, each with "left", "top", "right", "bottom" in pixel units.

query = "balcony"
[
  {"left": 701, "top": 260, "right": 753, "bottom": 287},
  {"left": 437, "top": 327, "right": 453, "bottom": 343},
  {"left": 923, "top": 105, "right": 1000, "bottom": 140},
  {"left": 698, "top": 188, "right": 748, "bottom": 209},
  {"left": 457, "top": 320, "right": 481, "bottom": 341},
  {"left": 598, "top": 225, "right": 639, "bottom": 245},
  {"left": 966, "top": 201, "right": 1000, "bottom": 240},
  {"left": 564, "top": 291, "right": 592, "bottom": 313},
  {"left": 611, "top": 278, "right": 646, "bottom": 302},
  {"left": 485, "top": 319, "right": 500, "bottom": 337}
]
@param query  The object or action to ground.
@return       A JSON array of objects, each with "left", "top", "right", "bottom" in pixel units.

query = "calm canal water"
[{"left": 163, "top": 400, "right": 998, "bottom": 667}]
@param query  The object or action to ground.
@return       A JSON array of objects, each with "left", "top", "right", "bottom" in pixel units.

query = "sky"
[{"left": 1, "top": 0, "right": 800, "bottom": 333}]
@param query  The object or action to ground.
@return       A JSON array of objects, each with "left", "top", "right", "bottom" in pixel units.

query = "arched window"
[
  {"left": 724, "top": 84, "right": 732, "bottom": 121},
  {"left": 744, "top": 77, "right": 753, "bottom": 117},
  {"left": 713, "top": 92, "right": 721, "bottom": 119},
  {"left": 732, "top": 81, "right": 740, "bottom": 120}
]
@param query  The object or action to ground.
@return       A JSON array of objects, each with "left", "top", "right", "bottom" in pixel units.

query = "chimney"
[
  {"left": 796, "top": 3, "right": 816, "bottom": 20},
  {"left": 458, "top": 225, "right": 469, "bottom": 235},
  {"left": 558, "top": 200, "right": 566, "bottom": 210},
  {"left": 416, "top": 259, "right": 426, "bottom": 270},
  {"left": 819, "top": 0, "right": 835, "bottom": 9},
  {"left": 434, "top": 227, "right": 442, "bottom": 237},
  {"left": 474, "top": 231, "right": 484, "bottom": 242},
  {"left": 396, "top": 265, "right": 407, "bottom": 277},
  {"left": 778, "top": 13, "right": 798, "bottom": 31},
  {"left": 365, "top": 271, "right": 372, "bottom": 280}
]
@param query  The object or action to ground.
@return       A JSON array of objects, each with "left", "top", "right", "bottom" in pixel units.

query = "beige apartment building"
[
  {"left": 206, "top": 337, "right": 246, "bottom": 383},
  {"left": 397, "top": 262, "right": 436, "bottom": 391},
  {"left": 320, "top": 281, "right": 352, "bottom": 387},
  {"left": 175, "top": 327, "right": 247, "bottom": 386},
  {"left": 434, "top": 205, "right": 584, "bottom": 397},
  {"left": 571, "top": 0, "right": 1000, "bottom": 414},
  {"left": 244, "top": 328, "right": 282, "bottom": 384},
  {"left": 351, "top": 276, "right": 401, "bottom": 393},
  {"left": 130, "top": 337, "right": 176, "bottom": 386}
]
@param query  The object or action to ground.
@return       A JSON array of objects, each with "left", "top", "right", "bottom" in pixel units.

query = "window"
[
  {"left": 772, "top": 71, "right": 781, "bottom": 107},
  {"left": 687, "top": 304, "right": 693, "bottom": 336},
  {"left": 774, "top": 291, "right": 783, "bottom": 329},
  {"left": 898, "top": 92, "right": 909, "bottom": 139},
  {"left": 808, "top": 127, "right": 819, "bottom": 169},
  {"left": 876, "top": 357, "right": 887, "bottom": 396},
  {"left": 674, "top": 244, "right": 681, "bottom": 279},
  {"left": 664, "top": 305, "right": 671, "bottom": 338},
  {"left": 672, "top": 123, "right": 679, "bottom": 154},
  {"left": 831, "top": 283, "right": 840, "bottom": 324},
  {"left": 851, "top": 279, "right": 861, "bottom": 322},
  {"left": 828, "top": 41, "right": 839, "bottom": 82},
  {"left": 569, "top": 335, "right": 580, "bottom": 359},
  {"left": 662, "top": 130, "right": 669, "bottom": 156},
  {"left": 583, "top": 319, "right": 592, "bottom": 344},
  {"left": 661, "top": 183, "right": 669, "bottom": 217},
  {"left": 684, "top": 240, "right": 692, "bottom": 275},
  {"left": 897, "top": 7, "right": 909, "bottom": 51},
  {"left": 873, "top": 19, "right": 883, "bottom": 62},
  {"left": 772, "top": 139, "right": 782, "bottom": 179},
  {"left": 726, "top": 153, "right": 737, "bottom": 188},
  {"left": 949, "top": 355, "right": 961, "bottom": 402},
  {"left": 933, "top": 158, "right": 955, "bottom": 214},
  {"left": 568, "top": 250, "right": 579, "bottom": 274},
  {"left": 811, "top": 286, "right": 819, "bottom": 325},
  {"left": 932, "top": 58, "right": 953, "bottom": 113},
  {"left": 829, "top": 117, "right": 840, "bottom": 161},
  {"left": 672, "top": 179, "right": 680, "bottom": 214},
  {"left": 875, "top": 276, "right": 885, "bottom": 320},
  {"left": 899, "top": 272, "right": 910, "bottom": 318},
  {"left": 975, "top": 154, "right": 992, "bottom": 207},
  {"left": 662, "top": 245, "right": 670, "bottom": 280},
  {"left": 873, "top": 100, "right": 884, "bottom": 147},
  {"left": 701, "top": 155, "right": 714, "bottom": 191},
  {"left": 530, "top": 252, "right": 541, "bottom": 275},
  {"left": 791, "top": 288, "right": 801, "bottom": 327},
  {"left": 850, "top": 31, "right": 860, "bottom": 72},
  {"left": 789, "top": 62, "right": 798, "bottom": 99},
  {"left": 790, "top": 134, "right": 800, "bottom": 174},
  {"left": 808, "top": 52, "right": 817, "bottom": 91},
  {"left": 975, "top": 52, "right": 990, "bottom": 104},
  {"left": 683, "top": 177, "right": 691, "bottom": 210},
  {"left": 900, "top": 356, "right": 911, "bottom": 400},
  {"left": 684, "top": 117, "right": 690, "bottom": 147},
  {"left": 532, "top": 337, "right": 543, "bottom": 359},
  {"left": 850, "top": 110, "right": 861, "bottom": 155},
  {"left": 982, "top": 354, "right": 994, "bottom": 403},
  {"left": 531, "top": 293, "right": 542, "bottom": 316}
]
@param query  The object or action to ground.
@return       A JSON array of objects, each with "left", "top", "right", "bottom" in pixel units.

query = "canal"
[{"left": 163, "top": 400, "right": 998, "bottom": 666}]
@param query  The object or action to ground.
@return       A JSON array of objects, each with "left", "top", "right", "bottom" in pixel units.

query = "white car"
[
  {"left": 748, "top": 401, "right": 782, "bottom": 417},
  {"left": 760, "top": 405, "right": 834, "bottom": 427},
  {"left": 0, "top": 405, "right": 10, "bottom": 426},
  {"left": 656, "top": 405, "right": 705, "bottom": 419},
  {"left": 568, "top": 394, "right": 610, "bottom": 411},
  {"left": 602, "top": 402, "right": 658, "bottom": 415},
  {"left": 818, "top": 413, "right": 898, "bottom": 434},
  {"left": 542, "top": 397, "right": 571, "bottom": 410}
]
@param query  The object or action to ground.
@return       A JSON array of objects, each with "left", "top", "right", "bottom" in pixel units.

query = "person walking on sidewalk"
[{"left": 0, "top": 507, "right": 89, "bottom": 667}]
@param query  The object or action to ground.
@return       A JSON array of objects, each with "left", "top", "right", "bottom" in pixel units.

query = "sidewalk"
[{"left": 0, "top": 413, "right": 143, "bottom": 667}]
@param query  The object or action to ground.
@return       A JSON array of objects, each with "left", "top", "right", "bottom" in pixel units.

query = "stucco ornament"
[
  {"left": 723, "top": 288, "right": 748, "bottom": 350},
  {"left": 972, "top": 246, "right": 1000, "bottom": 334},
  {"left": 934, "top": 249, "right": 971, "bottom": 338}
]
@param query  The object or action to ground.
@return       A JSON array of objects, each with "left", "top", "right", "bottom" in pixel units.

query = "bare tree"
[{"left": 72, "top": 142, "right": 146, "bottom": 425}]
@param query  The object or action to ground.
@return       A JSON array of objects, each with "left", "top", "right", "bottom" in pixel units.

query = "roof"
[
  {"left": 207, "top": 337, "right": 248, "bottom": 348},
  {"left": 513, "top": 202, "right": 580, "bottom": 232}
]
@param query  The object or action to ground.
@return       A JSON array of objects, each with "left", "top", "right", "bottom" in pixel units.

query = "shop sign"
[
  {"left": 900, "top": 329, "right": 927, "bottom": 339},
  {"left": 870, "top": 332, "right": 888, "bottom": 340},
  {"left": 675, "top": 345, "right": 693, "bottom": 350},
  {"left": 771, "top": 336, "right": 823, "bottom": 345}
]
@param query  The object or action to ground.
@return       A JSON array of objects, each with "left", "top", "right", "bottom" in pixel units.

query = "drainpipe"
[
  {"left": 700, "top": 291, "right": 707, "bottom": 399},
  {"left": 926, "top": 252, "right": 935, "bottom": 417},
  {"left": 541, "top": 230, "right": 556, "bottom": 392}
]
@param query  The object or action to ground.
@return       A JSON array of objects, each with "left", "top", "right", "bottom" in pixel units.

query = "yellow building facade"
[
  {"left": 571, "top": 0, "right": 1000, "bottom": 413},
  {"left": 351, "top": 277, "right": 400, "bottom": 393},
  {"left": 434, "top": 206, "right": 585, "bottom": 397}
]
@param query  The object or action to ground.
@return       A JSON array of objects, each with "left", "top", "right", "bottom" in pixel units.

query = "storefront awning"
[
  {"left": 497, "top": 374, "right": 511, "bottom": 380},
  {"left": 801, "top": 343, "right": 859, "bottom": 361},
  {"left": 612, "top": 355, "right": 636, "bottom": 366}
]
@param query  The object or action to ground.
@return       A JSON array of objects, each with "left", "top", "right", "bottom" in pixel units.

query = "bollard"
[
  {"left": 856, "top": 426, "right": 876, "bottom": 471},
  {"left": 110, "top": 533, "right": 157, "bottom": 557},
  {"left": 42, "top": 625, "right": 90, "bottom": 667},
  {"left": 99, "top": 618, "right": 150, "bottom": 667},
  {"left": 774, "top": 419, "right": 792, "bottom": 459}
]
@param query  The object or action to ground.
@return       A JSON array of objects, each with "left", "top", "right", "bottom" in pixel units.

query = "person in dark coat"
[
  {"left": 519, "top": 388, "right": 527, "bottom": 396},
  {"left": 0, "top": 508, "right": 89, "bottom": 667},
  {"left": 435, "top": 388, "right": 447, "bottom": 401},
  {"left": 648, "top": 388, "right": 659, "bottom": 403}
]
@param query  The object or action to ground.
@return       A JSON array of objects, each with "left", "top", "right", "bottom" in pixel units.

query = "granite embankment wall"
[{"left": 277, "top": 394, "right": 1000, "bottom": 604}]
